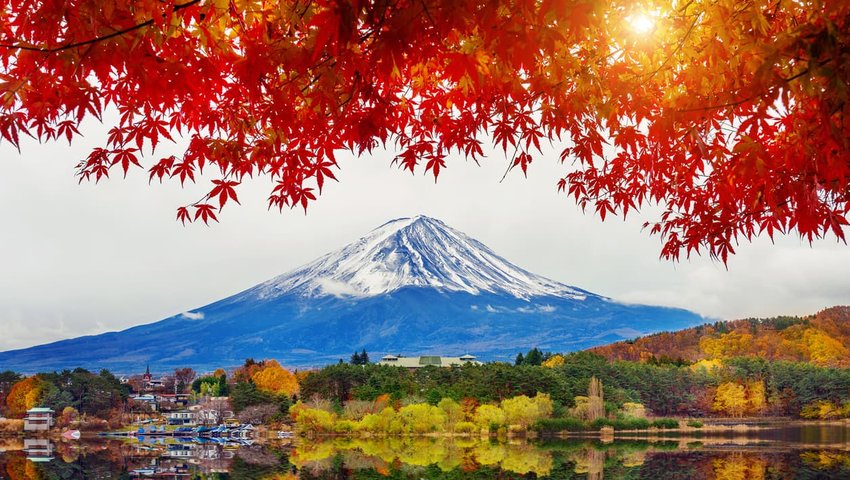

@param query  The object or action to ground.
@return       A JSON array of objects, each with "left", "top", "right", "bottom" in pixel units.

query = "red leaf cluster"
[{"left": 1, "top": 0, "right": 849, "bottom": 260}]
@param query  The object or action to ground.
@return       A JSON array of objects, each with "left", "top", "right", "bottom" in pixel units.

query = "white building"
[
  {"left": 166, "top": 410, "right": 196, "bottom": 426},
  {"left": 377, "top": 354, "right": 482, "bottom": 368},
  {"left": 23, "top": 408, "right": 54, "bottom": 431}
]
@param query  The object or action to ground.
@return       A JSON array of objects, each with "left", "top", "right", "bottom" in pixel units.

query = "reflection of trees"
[
  {"left": 712, "top": 455, "right": 767, "bottom": 480},
  {"left": 801, "top": 451, "right": 850, "bottom": 471},
  {"left": 292, "top": 437, "right": 554, "bottom": 476},
  {"left": 571, "top": 448, "right": 605, "bottom": 479},
  {"left": 10, "top": 438, "right": 850, "bottom": 479}
]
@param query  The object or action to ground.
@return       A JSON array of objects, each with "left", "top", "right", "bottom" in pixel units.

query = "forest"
[
  {"left": 591, "top": 306, "right": 850, "bottom": 367},
  {"left": 4, "top": 308, "right": 850, "bottom": 431},
  {"left": 297, "top": 352, "right": 850, "bottom": 421}
]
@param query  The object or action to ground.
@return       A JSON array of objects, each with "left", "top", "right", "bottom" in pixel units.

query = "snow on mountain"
[{"left": 253, "top": 215, "right": 590, "bottom": 300}]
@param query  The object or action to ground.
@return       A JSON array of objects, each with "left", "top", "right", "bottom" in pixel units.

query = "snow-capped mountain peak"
[{"left": 254, "top": 215, "right": 590, "bottom": 300}]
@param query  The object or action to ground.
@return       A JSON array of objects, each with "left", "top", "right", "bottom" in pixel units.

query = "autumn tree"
[
  {"left": 2, "top": 0, "right": 847, "bottom": 260},
  {"left": 500, "top": 393, "right": 552, "bottom": 430},
  {"left": 173, "top": 368, "right": 196, "bottom": 393},
  {"left": 437, "top": 397, "right": 463, "bottom": 431},
  {"left": 474, "top": 404, "right": 506, "bottom": 430},
  {"left": 542, "top": 354, "right": 565, "bottom": 368},
  {"left": 5, "top": 376, "right": 47, "bottom": 416},
  {"left": 251, "top": 360, "right": 299, "bottom": 396},
  {"left": 713, "top": 382, "right": 748, "bottom": 417}
]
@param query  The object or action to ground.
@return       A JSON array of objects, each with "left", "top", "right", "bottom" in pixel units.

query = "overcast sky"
[{"left": 2, "top": 116, "right": 849, "bottom": 352}]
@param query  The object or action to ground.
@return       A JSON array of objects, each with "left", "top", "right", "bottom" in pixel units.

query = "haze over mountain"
[{"left": 0, "top": 216, "right": 704, "bottom": 372}]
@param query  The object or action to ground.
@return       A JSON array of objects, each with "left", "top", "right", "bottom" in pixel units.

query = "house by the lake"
[
  {"left": 166, "top": 410, "right": 196, "bottom": 426},
  {"left": 377, "top": 354, "right": 481, "bottom": 369},
  {"left": 23, "top": 408, "right": 54, "bottom": 431},
  {"left": 23, "top": 438, "right": 53, "bottom": 462}
]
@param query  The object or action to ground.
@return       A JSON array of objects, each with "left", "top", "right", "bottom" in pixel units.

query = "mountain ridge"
[{"left": 252, "top": 215, "right": 590, "bottom": 300}]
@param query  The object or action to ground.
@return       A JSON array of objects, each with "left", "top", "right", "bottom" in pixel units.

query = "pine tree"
[
  {"left": 515, "top": 353, "right": 524, "bottom": 366},
  {"left": 525, "top": 348, "right": 543, "bottom": 366}
]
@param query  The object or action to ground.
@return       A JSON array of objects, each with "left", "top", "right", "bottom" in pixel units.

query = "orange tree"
[{"left": 1, "top": 0, "right": 848, "bottom": 260}]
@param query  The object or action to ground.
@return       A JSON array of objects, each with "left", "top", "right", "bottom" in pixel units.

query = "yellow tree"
[
  {"left": 475, "top": 404, "right": 506, "bottom": 430},
  {"left": 541, "top": 355, "right": 565, "bottom": 368},
  {"left": 501, "top": 394, "right": 552, "bottom": 430},
  {"left": 251, "top": 360, "right": 299, "bottom": 396},
  {"left": 437, "top": 398, "right": 463, "bottom": 432},
  {"left": 746, "top": 380, "right": 767, "bottom": 414},
  {"left": 5, "top": 376, "right": 46, "bottom": 417},
  {"left": 713, "top": 382, "right": 748, "bottom": 417}
]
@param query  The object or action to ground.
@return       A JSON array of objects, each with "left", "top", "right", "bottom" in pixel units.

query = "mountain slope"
[
  {"left": 589, "top": 306, "right": 850, "bottom": 367},
  {"left": 253, "top": 216, "right": 586, "bottom": 299},
  {"left": 0, "top": 216, "right": 705, "bottom": 373}
]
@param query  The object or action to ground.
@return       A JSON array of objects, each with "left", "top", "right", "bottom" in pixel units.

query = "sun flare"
[{"left": 628, "top": 14, "right": 656, "bottom": 34}]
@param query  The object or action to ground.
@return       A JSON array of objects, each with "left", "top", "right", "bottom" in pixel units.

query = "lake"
[{"left": 2, "top": 425, "right": 850, "bottom": 478}]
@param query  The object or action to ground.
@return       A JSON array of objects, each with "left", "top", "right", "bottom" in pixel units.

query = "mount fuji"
[{"left": 0, "top": 216, "right": 704, "bottom": 372}]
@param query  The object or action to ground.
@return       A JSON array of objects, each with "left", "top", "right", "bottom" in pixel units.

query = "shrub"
[
  {"left": 687, "top": 420, "right": 704, "bottom": 428},
  {"left": 532, "top": 417, "right": 588, "bottom": 432},
  {"left": 622, "top": 402, "right": 647, "bottom": 419},
  {"left": 616, "top": 417, "right": 651, "bottom": 430},
  {"left": 475, "top": 405, "right": 506, "bottom": 429},
  {"left": 0, "top": 419, "right": 23, "bottom": 434},
  {"left": 333, "top": 419, "right": 357, "bottom": 433},
  {"left": 237, "top": 404, "right": 279, "bottom": 425},
  {"left": 454, "top": 421, "right": 477, "bottom": 434},
  {"left": 652, "top": 418, "right": 679, "bottom": 429},
  {"left": 589, "top": 417, "right": 650, "bottom": 430},
  {"left": 290, "top": 403, "right": 336, "bottom": 433},
  {"left": 79, "top": 417, "right": 109, "bottom": 432}
]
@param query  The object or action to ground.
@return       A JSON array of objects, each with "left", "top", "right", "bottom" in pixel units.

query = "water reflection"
[{"left": 1, "top": 432, "right": 850, "bottom": 479}]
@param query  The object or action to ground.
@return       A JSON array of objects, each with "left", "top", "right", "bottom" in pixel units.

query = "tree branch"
[{"left": 0, "top": 0, "right": 202, "bottom": 53}]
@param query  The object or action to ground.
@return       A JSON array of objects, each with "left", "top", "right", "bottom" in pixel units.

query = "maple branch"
[
  {"left": 676, "top": 58, "right": 835, "bottom": 113},
  {"left": 642, "top": 15, "right": 700, "bottom": 81},
  {"left": 0, "top": 0, "right": 201, "bottom": 53}
]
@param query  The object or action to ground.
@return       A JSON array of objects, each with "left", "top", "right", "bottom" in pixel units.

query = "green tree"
[
  {"left": 230, "top": 381, "right": 275, "bottom": 413},
  {"left": 524, "top": 348, "right": 544, "bottom": 366}
]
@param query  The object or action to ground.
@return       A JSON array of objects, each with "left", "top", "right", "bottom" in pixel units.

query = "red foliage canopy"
[{"left": 1, "top": 0, "right": 848, "bottom": 261}]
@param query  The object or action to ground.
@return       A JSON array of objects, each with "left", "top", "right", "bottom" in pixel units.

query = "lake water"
[{"left": 2, "top": 425, "right": 850, "bottom": 478}]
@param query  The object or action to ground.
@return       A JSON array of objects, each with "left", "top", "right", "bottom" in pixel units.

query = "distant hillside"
[{"left": 589, "top": 306, "right": 850, "bottom": 367}]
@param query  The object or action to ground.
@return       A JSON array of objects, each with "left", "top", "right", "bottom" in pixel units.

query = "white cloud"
[
  {"left": 517, "top": 305, "right": 556, "bottom": 314},
  {"left": 180, "top": 311, "right": 205, "bottom": 320},
  {"left": 315, "top": 278, "right": 362, "bottom": 297}
]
